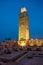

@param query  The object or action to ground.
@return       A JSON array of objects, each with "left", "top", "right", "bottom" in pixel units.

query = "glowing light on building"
[
  {"left": 29, "top": 43, "right": 34, "bottom": 46},
  {"left": 36, "top": 40, "right": 42, "bottom": 46},
  {"left": 18, "top": 41, "right": 26, "bottom": 47},
  {"left": 29, "top": 40, "right": 34, "bottom": 46}
]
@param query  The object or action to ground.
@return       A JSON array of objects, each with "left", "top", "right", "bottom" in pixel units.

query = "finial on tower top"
[{"left": 21, "top": 7, "right": 27, "bottom": 13}]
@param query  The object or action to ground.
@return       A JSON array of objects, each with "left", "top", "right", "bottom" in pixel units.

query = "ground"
[{"left": 0, "top": 47, "right": 43, "bottom": 65}]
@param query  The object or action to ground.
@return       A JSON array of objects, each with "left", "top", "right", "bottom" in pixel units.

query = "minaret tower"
[{"left": 18, "top": 7, "right": 29, "bottom": 46}]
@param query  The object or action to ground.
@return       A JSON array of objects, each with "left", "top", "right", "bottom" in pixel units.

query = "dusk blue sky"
[{"left": 0, "top": 0, "right": 43, "bottom": 42}]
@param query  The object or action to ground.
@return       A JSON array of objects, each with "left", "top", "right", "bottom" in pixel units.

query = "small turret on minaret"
[{"left": 21, "top": 7, "right": 27, "bottom": 13}]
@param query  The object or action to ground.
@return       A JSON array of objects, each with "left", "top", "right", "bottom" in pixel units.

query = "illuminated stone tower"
[
  {"left": 18, "top": 7, "right": 29, "bottom": 46},
  {"left": 18, "top": 7, "right": 29, "bottom": 41}
]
